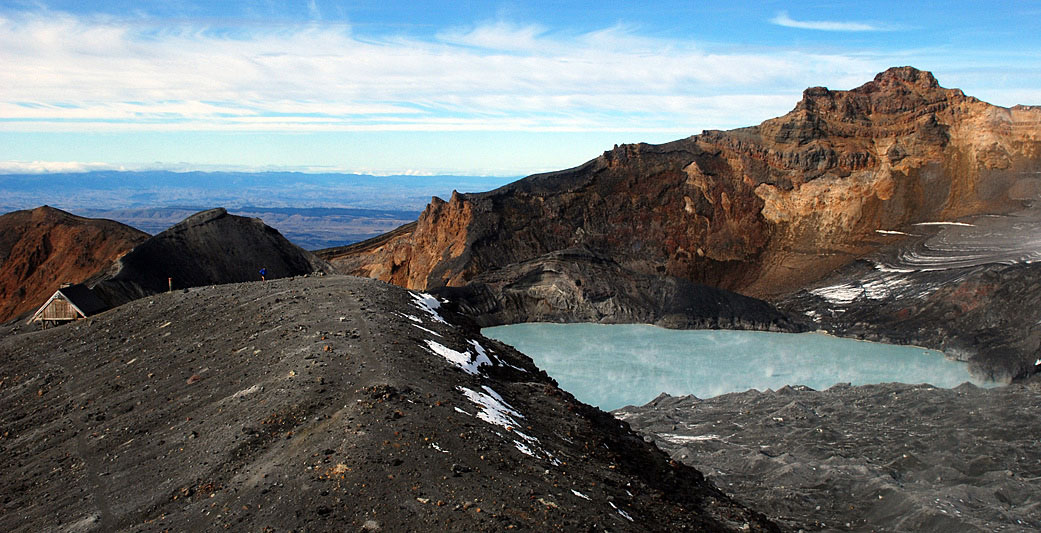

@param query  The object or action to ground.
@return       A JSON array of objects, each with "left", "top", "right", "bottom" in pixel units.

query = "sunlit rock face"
[
  {"left": 327, "top": 67, "right": 1041, "bottom": 300},
  {"left": 323, "top": 67, "right": 1041, "bottom": 378}
]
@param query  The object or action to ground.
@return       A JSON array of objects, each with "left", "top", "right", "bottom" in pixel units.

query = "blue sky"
[{"left": 1, "top": 1, "right": 1039, "bottom": 176}]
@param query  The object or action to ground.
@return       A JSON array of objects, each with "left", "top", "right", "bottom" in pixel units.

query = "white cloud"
[
  {"left": 0, "top": 160, "right": 123, "bottom": 173},
  {"left": 0, "top": 11, "right": 908, "bottom": 134},
  {"left": 770, "top": 11, "right": 889, "bottom": 32}
]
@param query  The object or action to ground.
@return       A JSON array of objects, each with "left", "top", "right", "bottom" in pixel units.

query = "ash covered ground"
[
  {"left": 0, "top": 274, "right": 773, "bottom": 532},
  {"left": 616, "top": 381, "right": 1041, "bottom": 532}
]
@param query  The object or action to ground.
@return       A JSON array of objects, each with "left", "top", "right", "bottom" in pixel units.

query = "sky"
[{"left": 1, "top": 1, "right": 1040, "bottom": 176}]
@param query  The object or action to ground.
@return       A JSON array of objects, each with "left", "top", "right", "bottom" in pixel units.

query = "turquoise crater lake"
[{"left": 482, "top": 323, "right": 994, "bottom": 411}]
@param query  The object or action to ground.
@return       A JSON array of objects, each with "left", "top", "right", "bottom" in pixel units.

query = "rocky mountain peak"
[{"left": 872, "top": 65, "right": 941, "bottom": 89}]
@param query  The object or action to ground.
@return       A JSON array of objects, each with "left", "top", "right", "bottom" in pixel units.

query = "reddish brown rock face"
[
  {"left": 324, "top": 67, "right": 1041, "bottom": 301},
  {"left": 0, "top": 206, "right": 148, "bottom": 322}
]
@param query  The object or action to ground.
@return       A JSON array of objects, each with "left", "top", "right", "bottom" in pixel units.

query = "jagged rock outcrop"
[
  {"left": 0, "top": 206, "right": 148, "bottom": 323},
  {"left": 324, "top": 68, "right": 1041, "bottom": 302},
  {"left": 88, "top": 208, "right": 333, "bottom": 307}
]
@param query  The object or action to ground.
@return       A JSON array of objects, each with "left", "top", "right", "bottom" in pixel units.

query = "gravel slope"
[
  {"left": 0, "top": 274, "right": 774, "bottom": 532},
  {"left": 616, "top": 381, "right": 1041, "bottom": 532}
]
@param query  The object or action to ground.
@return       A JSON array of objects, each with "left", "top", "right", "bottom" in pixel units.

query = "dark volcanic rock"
[
  {"left": 616, "top": 381, "right": 1041, "bottom": 532},
  {"left": 87, "top": 208, "right": 333, "bottom": 306},
  {"left": 780, "top": 210, "right": 1041, "bottom": 381},
  {"left": 0, "top": 206, "right": 148, "bottom": 323},
  {"left": 433, "top": 247, "right": 804, "bottom": 331},
  {"left": 0, "top": 275, "right": 776, "bottom": 532}
]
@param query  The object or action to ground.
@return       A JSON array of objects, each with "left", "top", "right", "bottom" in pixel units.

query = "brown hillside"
[{"left": 0, "top": 206, "right": 148, "bottom": 323}]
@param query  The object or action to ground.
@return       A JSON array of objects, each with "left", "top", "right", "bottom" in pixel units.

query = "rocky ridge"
[
  {"left": 0, "top": 206, "right": 148, "bottom": 323},
  {"left": 320, "top": 67, "right": 1041, "bottom": 377},
  {"left": 323, "top": 68, "right": 1041, "bottom": 300},
  {"left": 0, "top": 274, "right": 776, "bottom": 532}
]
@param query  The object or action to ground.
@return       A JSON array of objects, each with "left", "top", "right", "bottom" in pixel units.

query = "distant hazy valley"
[{"left": 0, "top": 171, "right": 515, "bottom": 249}]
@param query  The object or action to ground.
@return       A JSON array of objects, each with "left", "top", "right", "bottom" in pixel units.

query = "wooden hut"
[{"left": 28, "top": 283, "right": 108, "bottom": 324}]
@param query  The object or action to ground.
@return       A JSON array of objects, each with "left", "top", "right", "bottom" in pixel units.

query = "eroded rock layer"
[{"left": 323, "top": 68, "right": 1041, "bottom": 302}]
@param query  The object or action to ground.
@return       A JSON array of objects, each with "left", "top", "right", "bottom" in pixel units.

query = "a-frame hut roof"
[{"left": 28, "top": 283, "right": 109, "bottom": 323}]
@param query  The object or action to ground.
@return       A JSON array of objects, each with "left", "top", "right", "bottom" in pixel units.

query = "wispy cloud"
[
  {"left": 0, "top": 11, "right": 903, "bottom": 134},
  {"left": 770, "top": 11, "right": 889, "bottom": 32}
]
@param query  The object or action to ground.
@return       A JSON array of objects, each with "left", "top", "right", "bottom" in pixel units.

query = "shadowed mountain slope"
[
  {"left": 0, "top": 275, "right": 777, "bottom": 532},
  {"left": 0, "top": 206, "right": 148, "bottom": 323},
  {"left": 87, "top": 208, "right": 333, "bottom": 307}
]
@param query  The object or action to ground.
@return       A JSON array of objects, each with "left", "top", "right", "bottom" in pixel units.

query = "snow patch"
[
  {"left": 513, "top": 440, "right": 535, "bottom": 457},
  {"left": 914, "top": 221, "right": 975, "bottom": 227},
  {"left": 571, "top": 489, "right": 591, "bottom": 500},
  {"left": 430, "top": 443, "right": 449, "bottom": 453},
  {"left": 876, "top": 229, "right": 914, "bottom": 236},
  {"left": 810, "top": 284, "right": 864, "bottom": 305},
  {"left": 457, "top": 385, "right": 562, "bottom": 464},
  {"left": 412, "top": 323, "right": 441, "bottom": 337},
  {"left": 458, "top": 385, "right": 524, "bottom": 431},
  {"left": 609, "top": 502, "right": 634, "bottom": 522},
  {"left": 424, "top": 340, "right": 490, "bottom": 375},
  {"left": 467, "top": 339, "right": 494, "bottom": 367},
  {"left": 810, "top": 275, "right": 912, "bottom": 305},
  {"left": 659, "top": 433, "right": 720, "bottom": 443},
  {"left": 410, "top": 292, "right": 447, "bottom": 323}
]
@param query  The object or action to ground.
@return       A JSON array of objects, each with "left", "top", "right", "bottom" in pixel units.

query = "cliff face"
[
  {"left": 324, "top": 68, "right": 1041, "bottom": 301},
  {"left": 0, "top": 206, "right": 148, "bottom": 323}
]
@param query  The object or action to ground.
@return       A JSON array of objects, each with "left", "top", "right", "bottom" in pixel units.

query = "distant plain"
[{"left": 0, "top": 171, "right": 516, "bottom": 249}]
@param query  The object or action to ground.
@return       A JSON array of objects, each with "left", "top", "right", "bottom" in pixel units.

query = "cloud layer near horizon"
[{"left": 0, "top": 11, "right": 897, "bottom": 135}]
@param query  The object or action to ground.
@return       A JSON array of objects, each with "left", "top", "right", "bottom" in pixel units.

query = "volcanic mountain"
[
  {"left": 0, "top": 206, "right": 148, "bottom": 323},
  {"left": 320, "top": 67, "right": 1041, "bottom": 378},
  {"left": 84, "top": 207, "right": 333, "bottom": 308},
  {"left": 0, "top": 274, "right": 776, "bottom": 532}
]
